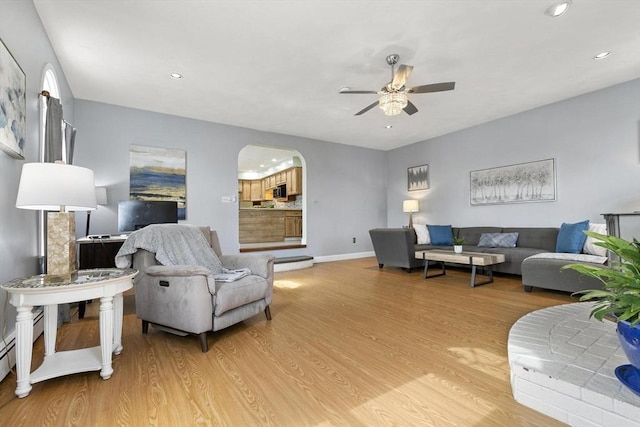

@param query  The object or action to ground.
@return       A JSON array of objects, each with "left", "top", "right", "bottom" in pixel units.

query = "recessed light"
[
  {"left": 594, "top": 51, "right": 610, "bottom": 60},
  {"left": 259, "top": 164, "right": 265, "bottom": 168},
  {"left": 170, "top": 73, "right": 183, "bottom": 80},
  {"left": 272, "top": 158, "right": 277, "bottom": 162},
  {"left": 545, "top": 1, "right": 571, "bottom": 17},
  {"left": 385, "top": 125, "right": 393, "bottom": 129},
  {"left": 339, "top": 87, "right": 351, "bottom": 93}
]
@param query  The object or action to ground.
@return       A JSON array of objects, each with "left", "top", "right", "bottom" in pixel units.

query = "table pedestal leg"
[
  {"left": 43, "top": 304, "right": 58, "bottom": 357},
  {"left": 112, "top": 293, "right": 124, "bottom": 355},
  {"left": 99, "top": 296, "right": 114, "bottom": 380},
  {"left": 15, "top": 306, "right": 33, "bottom": 398}
]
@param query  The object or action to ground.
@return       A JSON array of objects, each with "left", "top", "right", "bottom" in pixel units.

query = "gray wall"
[
  {"left": 0, "top": 1, "right": 75, "bottom": 357},
  {"left": 387, "top": 79, "right": 640, "bottom": 239},
  {"left": 72, "top": 100, "right": 388, "bottom": 256}
]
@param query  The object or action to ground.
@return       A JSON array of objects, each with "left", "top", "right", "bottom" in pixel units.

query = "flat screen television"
[{"left": 118, "top": 200, "right": 178, "bottom": 232}]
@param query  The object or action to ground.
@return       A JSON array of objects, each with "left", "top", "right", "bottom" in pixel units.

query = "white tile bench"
[{"left": 508, "top": 302, "right": 640, "bottom": 426}]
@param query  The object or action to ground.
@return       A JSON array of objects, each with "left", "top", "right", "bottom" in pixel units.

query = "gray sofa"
[{"left": 369, "top": 226, "right": 605, "bottom": 293}]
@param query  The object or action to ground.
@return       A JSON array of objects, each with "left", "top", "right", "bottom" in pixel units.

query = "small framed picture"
[{"left": 408, "top": 164, "right": 429, "bottom": 191}]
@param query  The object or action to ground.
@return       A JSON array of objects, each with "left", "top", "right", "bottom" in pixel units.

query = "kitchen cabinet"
[
  {"left": 239, "top": 209, "right": 285, "bottom": 243},
  {"left": 250, "top": 180, "right": 262, "bottom": 201},
  {"left": 286, "top": 167, "right": 302, "bottom": 195},
  {"left": 284, "top": 210, "right": 302, "bottom": 237},
  {"left": 239, "top": 180, "right": 252, "bottom": 202},
  {"left": 239, "top": 209, "right": 302, "bottom": 243},
  {"left": 240, "top": 167, "right": 302, "bottom": 201}
]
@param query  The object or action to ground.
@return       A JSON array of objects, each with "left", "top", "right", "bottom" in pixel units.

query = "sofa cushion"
[
  {"left": 413, "top": 224, "right": 430, "bottom": 244},
  {"left": 478, "top": 232, "right": 519, "bottom": 248},
  {"left": 427, "top": 225, "right": 453, "bottom": 245},
  {"left": 455, "top": 227, "right": 503, "bottom": 246},
  {"left": 503, "top": 227, "right": 558, "bottom": 252},
  {"left": 556, "top": 220, "right": 589, "bottom": 253},
  {"left": 214, "top": 275, "right": 269, "bottom": 316},
  {"left": 583, "top": 223, "right": 608, "bottom": 257}
]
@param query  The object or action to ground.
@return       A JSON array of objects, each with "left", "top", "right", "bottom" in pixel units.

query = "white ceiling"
[{"left": 34, "top": 0, "right": 640, "bottom": 157}]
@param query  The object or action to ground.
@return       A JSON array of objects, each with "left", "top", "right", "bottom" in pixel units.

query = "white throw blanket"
[
  {"left": 115, "top": 224, "right": 223, "bottom": 274},
  {"left": 526, "top": 252, "right": 607, "bottom": 264}
]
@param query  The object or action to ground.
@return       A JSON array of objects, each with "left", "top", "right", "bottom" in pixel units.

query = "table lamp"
[
  {"left": 403, "top": 199, "right": 419, "bottom": 229},
  {"left": 16, "top": 162, "right": 97, "bottom": 277}
]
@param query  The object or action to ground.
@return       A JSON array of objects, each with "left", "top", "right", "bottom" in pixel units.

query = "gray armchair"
[
  {"left": 131, "top": 226, "right": 274, "bottom": 352},
  {"left": 369, "top": 228, "right": 426, "bottom": 272}
]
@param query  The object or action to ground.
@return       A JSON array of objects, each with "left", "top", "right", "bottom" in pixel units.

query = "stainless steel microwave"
[{"left": 273, "top": 184, "right": 287, "bottom": 199}]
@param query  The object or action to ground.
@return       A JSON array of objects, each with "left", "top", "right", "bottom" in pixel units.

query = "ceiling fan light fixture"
[{"left": 379, "top": 92, "right": 408, "bottom": 116}]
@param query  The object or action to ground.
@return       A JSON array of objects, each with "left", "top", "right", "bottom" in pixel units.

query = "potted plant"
[
  {"left": 452, "top": 237, "right": 465, "bottom": 254},
  {"left": 562, "top": 231, "right": 640, "bottom": 394}
]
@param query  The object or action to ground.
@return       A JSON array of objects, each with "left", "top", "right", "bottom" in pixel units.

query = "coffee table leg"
[
  {"left": 471, "top": 265, "right": 495, "bottom": 287},
  {"left": 423, "top": 261, "right": 446, "bottom": 279}
]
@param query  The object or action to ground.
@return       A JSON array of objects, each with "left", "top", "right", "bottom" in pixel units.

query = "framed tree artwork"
[
  {"left": 470, "top": 158, "right": 556, "bottom": 206},
  {"left": 408, "top": 164, "right": 429, "bottom": 191}
]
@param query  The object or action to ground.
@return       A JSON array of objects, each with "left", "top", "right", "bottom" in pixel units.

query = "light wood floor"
[{"left": 0, "top": 258, "right": 574, "bottom": 426}]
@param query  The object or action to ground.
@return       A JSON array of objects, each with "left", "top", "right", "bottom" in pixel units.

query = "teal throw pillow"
[
  {"left": 555, "top": 220, "right": 589, "bottom": 253},
  {"left": 427, "top": 224, "right": 453, "bottom": 245}
]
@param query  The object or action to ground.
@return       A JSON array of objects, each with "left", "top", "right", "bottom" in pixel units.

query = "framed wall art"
[
  {"left": 470, "top": 158, "right": 556, "bottom": 206},
  {"left": 129, "top": 145, "right": 187, "bottom": 219},
  {"left": 0, "top": 38, "right": 26, "bottom": 159},
  {"left": 408, "top": 164, "right": 429, "bottom": 191}
]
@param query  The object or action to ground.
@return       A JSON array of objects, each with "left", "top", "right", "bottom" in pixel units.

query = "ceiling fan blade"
[
  {"left": 406, "top": 82, "right": 455, "bottom": 94},
  {"left": 403, "top": 100, "right": 418, "bottom": 115},
  {"left": 355, "top": 100, "right": 379, "bottom": 116},
  {"left": 391, "top": 65, "right": 413, "bottom": 90},
  {"left": 339, "top": 90, "right": 378, "bottom": 94}
]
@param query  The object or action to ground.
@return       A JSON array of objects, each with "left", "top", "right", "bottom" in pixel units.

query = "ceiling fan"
[{"left": 340, "top": 54, "right": 455, "bottom": 116}]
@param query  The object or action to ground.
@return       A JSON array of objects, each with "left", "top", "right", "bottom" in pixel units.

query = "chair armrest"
[
  {"left": 220, "top": 254, "right": 274, "bottom": 279},
  {"left": 146, "top": 265, "right": 212, "bottom": 277}
]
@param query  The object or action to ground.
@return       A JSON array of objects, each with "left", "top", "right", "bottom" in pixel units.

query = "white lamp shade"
[
  {"left": 95, "top": 186, "right": 108, "bottom": 205},
  {"left": 16, "top": 162, "right": 97, "bottom": 211},
  {"left": 403, "top": 199, "right": 419, "bottom": 213}
]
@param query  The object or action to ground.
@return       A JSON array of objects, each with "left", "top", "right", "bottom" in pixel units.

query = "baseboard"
[
  {"left": 0, "top": 308, "right": 44, "bottom": 382},
  {"left": 313, "top": 251, "right": 375, "bottom": 264}
]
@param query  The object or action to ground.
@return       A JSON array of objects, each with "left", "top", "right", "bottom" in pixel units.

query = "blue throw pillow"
[
  {"left": 556, "top": 220, "right": 589, "bottom": 253},
  {"left": 478, "top": 232, "right": 519, "bottom": 248},
  {"left": 427, "top": 225, "right": 453, "bottom": 245}
]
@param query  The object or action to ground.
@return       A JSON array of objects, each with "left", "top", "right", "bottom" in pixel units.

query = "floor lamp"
[
  {"left": 16, "top": 162, "right": 97, "bottom": 278},
  {"left": 403, "top": 199, "right": 419, "bottom": 229},
  {"left": 86, "top": 186, "right": 108, "bottom": 236}
]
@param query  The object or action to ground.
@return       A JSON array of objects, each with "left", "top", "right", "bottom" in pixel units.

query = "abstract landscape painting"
[
  {"left": 130, "top": 145, "right": 186, "bottom": 219},
  {"left": 0, "top": 38, "right": 26, "bottom": 159},
  {"left": 470, "top": 159, "right": 556, "bottom": 206}
]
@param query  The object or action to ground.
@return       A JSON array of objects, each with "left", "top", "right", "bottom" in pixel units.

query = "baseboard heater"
[{"left": 0, "top": 308, "right": 44, "bottom": 382}]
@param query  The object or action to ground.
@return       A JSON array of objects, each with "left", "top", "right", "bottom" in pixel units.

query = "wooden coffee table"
[{"left": 415, "top": 249, "right": 506, "bottom": 287}]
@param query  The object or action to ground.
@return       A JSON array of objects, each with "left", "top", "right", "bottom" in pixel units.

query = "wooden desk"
[{"left": 1, "top": 268, "right": 137, "bottom": 398}]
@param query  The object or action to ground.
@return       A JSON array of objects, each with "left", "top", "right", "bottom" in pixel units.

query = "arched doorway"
[{"left": 238, "top": 145, "right": 306, "bottom": 251}]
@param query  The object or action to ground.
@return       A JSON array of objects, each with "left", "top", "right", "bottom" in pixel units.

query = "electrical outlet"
[{"left": 352, "top": 237, "right": 356, "bottom": 243}]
